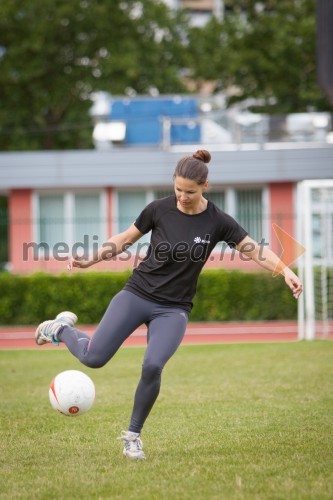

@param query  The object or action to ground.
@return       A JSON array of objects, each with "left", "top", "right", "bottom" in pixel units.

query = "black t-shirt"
[{"left": 124, "top": 196, "right": 248, "bottom": 312}]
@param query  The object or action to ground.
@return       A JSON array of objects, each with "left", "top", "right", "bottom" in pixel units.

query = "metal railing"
[{"left": 161, "top": 110, "right": 333, "bottom": 150}]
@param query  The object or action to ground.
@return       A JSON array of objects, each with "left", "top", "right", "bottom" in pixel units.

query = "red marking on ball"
[
  {"left": 50, "top": 378, "right": 60, "bottom": 404},
  {"left": 69, "top": 406, "right": 79, "bottom": 414}
]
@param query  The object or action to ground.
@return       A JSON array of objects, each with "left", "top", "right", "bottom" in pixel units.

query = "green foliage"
[
  {"left": 0, "top": 0, "right": 189, "bottom": 150},
  {"left": 191, "top": 269, "right": 296, "bottom": 321},
  {"left": 188, "top": 0, "right": 331, "bottom": 113},
  {"left": 0, "top": 0, "right": 330, "bottom": 150},
  {"left": 0, "top": 269, "right": 296, "bottom": 325},
  {"left": 0, "top": 271, "right": 131, "bottom": 325}
]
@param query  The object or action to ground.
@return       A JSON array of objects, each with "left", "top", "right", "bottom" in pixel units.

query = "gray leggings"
[{"left": 58, "top": 290, "right": 188, "bottom": 433}]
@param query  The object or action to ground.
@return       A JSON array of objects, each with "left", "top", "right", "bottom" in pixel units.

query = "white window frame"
[
  {"left": 113, "top": 189, "right": 153, "bottom": 257},
  {"left": 32, "top": 189, "right": 107, "bottom": 258},
  {"left": 112, "top": 185, "right": 268, "bottom": 255},
  {"left": 113, "top": 189, "right": 154, "bottom": 235},
  {"left": 207, "top": 184, "right": 268, "bottom": 252}
]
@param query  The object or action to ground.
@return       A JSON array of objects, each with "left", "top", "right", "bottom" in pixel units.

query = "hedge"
[{"left": 0, "top": 270, "right": 297, "bottom": 325}]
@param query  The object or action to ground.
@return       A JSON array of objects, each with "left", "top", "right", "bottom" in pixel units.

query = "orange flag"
[{"left": 272, "top": 223, "right": 306, "bottom": 276}]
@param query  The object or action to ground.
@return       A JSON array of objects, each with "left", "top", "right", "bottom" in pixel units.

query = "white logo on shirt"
[{"left": 194, "top": 236, "right": 211, "bottom": 244}]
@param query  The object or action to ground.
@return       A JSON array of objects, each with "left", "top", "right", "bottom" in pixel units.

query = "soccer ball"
[{"left": 49, "top": 370, "right": 95, "bottom": 416}]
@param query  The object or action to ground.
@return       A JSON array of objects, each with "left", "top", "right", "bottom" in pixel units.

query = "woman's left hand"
[{"left": 283, "top": 268, "right": 303, "bottom": 299}]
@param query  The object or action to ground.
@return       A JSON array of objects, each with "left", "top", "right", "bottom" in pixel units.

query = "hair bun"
[{"left": 193, "top": 149, "right": 211, "bottom": 164}]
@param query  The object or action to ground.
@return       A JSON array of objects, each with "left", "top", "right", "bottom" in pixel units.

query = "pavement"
[{"left": 0, "top": 321, "right": 303, "bottom": 349}]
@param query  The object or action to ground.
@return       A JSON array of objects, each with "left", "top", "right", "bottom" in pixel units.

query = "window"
[
  {"left": 118, "top": 192, "right": 147, "bottom": 233},
  {"left": 74, "top": 194, "right": 103, "bottom": 245},
  {"left": 117, "top": 191, "right": 151, "bottom": 249},
  {"left": 36, "top": 191, "right": 106, "bottom": 253},
  {"left": 205, "top": 187, "right": 264, "bottom": 246},
  {"left": 205, "top": 191, "right": 226, "bottom": 211},
  {"left": 236, "top": 189, "right": 263, "bottom": 242},
  {"left": 203, "top": 191, "right": 226, "bottom": 250},
  {"left": 311, "top": 188, "right": 333, "bottom": 263},
  {"left": 39, "top": 195, "right": 65, "bottom": 248},
  {"left": 115, "top": 187, "right": 265, "bottom": 253},
  {"left": 154, "top": 190, "right": 174, "bottom": 200}
]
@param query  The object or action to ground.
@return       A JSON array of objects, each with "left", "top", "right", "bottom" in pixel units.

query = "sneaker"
[
  {"left": 35, "top": 311, "right": 78, "bottom": 346},
  {"left": 117, "top": 430, "right": 146, "bottom": 460}
]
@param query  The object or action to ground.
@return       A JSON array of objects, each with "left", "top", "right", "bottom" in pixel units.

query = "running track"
[{"left": 0, "top": 321, "right": 311, "bottom": 349}]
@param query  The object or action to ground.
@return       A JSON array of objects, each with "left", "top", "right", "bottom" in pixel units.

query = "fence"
[
  {"left": 160, "top": 110, "right": 333, "bottom": 149},
  {"left": 91, "top": 93, "right": 333, "bottom": 149}
]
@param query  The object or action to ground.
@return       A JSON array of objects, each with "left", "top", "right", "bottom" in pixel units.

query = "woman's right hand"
[{"left": 67, "top": 257, "right": 95, "bottom": 271}]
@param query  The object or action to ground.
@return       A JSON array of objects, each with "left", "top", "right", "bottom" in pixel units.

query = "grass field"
[{"left": 1, "top": 341, "right": 332, "bottom": 499}]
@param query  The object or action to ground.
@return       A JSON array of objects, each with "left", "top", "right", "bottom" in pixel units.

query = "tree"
[
  {"left": 0, "top": 0, "right": 189, "bottom": 150},
  {"left": 187, "top": 0, "right": 331, "bottom": 113}
]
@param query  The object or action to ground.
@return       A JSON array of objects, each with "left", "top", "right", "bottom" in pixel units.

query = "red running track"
[{"left": 0, "top": 321, "right": 304, "bottom": 349}]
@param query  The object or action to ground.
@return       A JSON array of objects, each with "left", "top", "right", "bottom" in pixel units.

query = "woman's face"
[{"left": 174, "top": 176, "right": 208, "bottom": 210}]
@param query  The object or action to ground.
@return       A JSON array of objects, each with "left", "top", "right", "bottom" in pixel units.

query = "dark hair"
[{"left": 173, "top": 150, "right": 211, "bottom": 185}]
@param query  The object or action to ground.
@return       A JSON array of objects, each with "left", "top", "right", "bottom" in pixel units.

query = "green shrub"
[
  {"left": 0, "top": 269, "right": 297, "bottom": 325},
  {"left": 191, "top": 270, "right": 297, "bottom": 321}
]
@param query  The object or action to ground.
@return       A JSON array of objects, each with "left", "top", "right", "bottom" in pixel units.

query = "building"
[
  {"left": 91, "top": 95, "right": 200, "bottom": 148},
  {"left": 1, "top": 143, "right": 332, "bottom": 274},
  {"left": 162, "top": 0, "right": 223, "bottom": 26}
]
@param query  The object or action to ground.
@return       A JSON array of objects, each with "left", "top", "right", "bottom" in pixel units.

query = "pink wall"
[
  {"left": 9, "top": 189, "right": 33, "bottom": 273},
  {"left": 9, "top": 189, "right": 69, "bottom": 273},
  {"left": 9, "top": 183, "right": 296, "bottom": 274},
  {"left": 269, "top": 182, "right": 295, "bottom": 263},
  {"left": 10, "top": 188, "right": 116, "bottom": 274}
]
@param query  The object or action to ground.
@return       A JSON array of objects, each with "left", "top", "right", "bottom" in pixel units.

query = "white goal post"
[{"left": 297, "top": 180, "right": 333, "bottom": 340}]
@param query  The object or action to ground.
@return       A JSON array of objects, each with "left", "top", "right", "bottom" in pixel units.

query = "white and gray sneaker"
[
  {"left": 35, "top": 311, "right": 78, "bottom": 346},
  {"left": 117, "top": 430, "right": 146, "bottom": 460}
]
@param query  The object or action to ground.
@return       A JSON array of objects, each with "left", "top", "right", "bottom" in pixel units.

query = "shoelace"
[
  {"left": 117, "top": 431, "right": 143, "bottom": 450},
  {"left": 42, "top": 321, "right": 61, "bottom": 345}
]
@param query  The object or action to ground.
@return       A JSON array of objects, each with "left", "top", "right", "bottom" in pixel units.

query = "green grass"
[{"left": 0, "top": 342, "right": 333, "bottom": 499}]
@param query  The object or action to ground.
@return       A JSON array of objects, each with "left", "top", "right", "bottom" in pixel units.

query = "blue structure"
[{"left": 108, "top": 96, "right": 201, "bottom": 146}]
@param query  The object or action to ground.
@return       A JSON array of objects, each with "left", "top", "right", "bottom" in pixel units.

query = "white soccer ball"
[{"left": 49, "top": 370, "right": 95, "bottom": 416}]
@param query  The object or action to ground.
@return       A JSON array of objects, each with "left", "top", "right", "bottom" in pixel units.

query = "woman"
[{"left": 35, "top": 149, "right": 302, "bottom": 460}]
